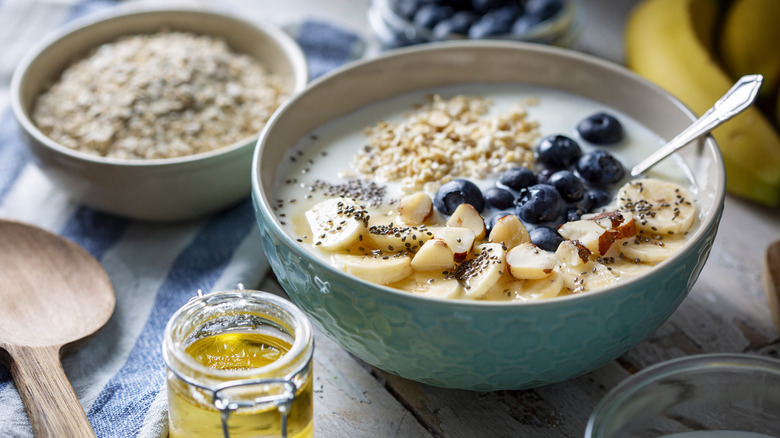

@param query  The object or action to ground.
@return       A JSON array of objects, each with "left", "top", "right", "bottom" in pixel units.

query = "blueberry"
[
  {"left": 536, "top": 168, "right": 554, "bottom": 185},
  {"left": 576, "top": 150, "right": 626, "bottom": 186},
  {"left": 515, "top": 184, "right": 563, "bottom": 224},
  {"left": 511, "top": 15, "right": 544, "bottom": 35},
  {"left": 498, "top": 167, "right": 537, "bottom": 191},
  {"left": 414, "top": 3, "right": 454, "bottom": 29},
  {"left": 471, "top": 0, "right": 506, "bottom": 13},
  {"left": 566, "top": 207, "right": 584, "bottom": 222},
  {"left": 548, "top": 170, "right": 585, "bottom": 203},
  {"left": 580, "top": 188, "right": 611, "bottom": 212},
  {"left": 395, "top": 0, "right": 424, "bottom": 20},
  {"left": 483, "top": 187, "right": 515, "bottom": 210},
  {"left": 577, "top": 112, "right": 624, "bottom": 145},
  {"left": 434, "top": 179, "right": 485, "bottom": 215},
  {"left": 468, "top": 6, "right": 520, "bottom": 37},
  {"left": 524, "top": 0, "right": 564, "bottom": 21},
  {"left": 535, "top": 135, "right": 582, "bottom": 170},
  {"left": 529, "top": 226, "right": 565, "bottom": 252},
  {"left": 432, "top": 10, "right": 478, "bottom": 39}
]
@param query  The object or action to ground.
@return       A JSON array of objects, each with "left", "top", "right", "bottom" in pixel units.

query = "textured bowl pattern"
[
  {"left": 255, "top": 198, "right": 720, "bottom": 390},
  {"left": 252, "top": 42, "right": 725, "bottom": 390}
]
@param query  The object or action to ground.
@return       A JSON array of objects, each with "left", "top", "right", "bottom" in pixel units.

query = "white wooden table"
[{"left": 3, "top": 1, "right": 777, "bottom": 436}]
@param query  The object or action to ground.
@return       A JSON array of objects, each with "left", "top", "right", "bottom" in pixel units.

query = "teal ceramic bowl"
[{"left": 251, "top": 42, "right": 725, "bottom": 390}]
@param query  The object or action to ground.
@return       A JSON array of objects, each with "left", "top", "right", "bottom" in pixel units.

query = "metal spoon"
[{"left": 630, "top": 74, "right": 763, "bottom": 177}]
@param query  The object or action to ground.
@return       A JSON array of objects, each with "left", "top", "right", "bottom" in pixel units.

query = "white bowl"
[{"left": 11, "top": 7, "right": 307, "bottom": 222}]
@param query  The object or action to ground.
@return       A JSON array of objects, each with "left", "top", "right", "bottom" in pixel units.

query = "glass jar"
[
  {"left": 585, "top": 353, "right": 780, "bottom": 438},
  {"left": 163, "top": 288, "right": 314, "bottom": 438}
]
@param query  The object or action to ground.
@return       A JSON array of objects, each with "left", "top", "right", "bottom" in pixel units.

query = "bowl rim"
[
  {"left": 584, "top": 352, "right": 780, "bottom": 437},
  {"left": 252, "top": 40, "right": 726, "bottom": 309},
  {"left": 10, "top": 5, "right": 308, "bottom": 168}
]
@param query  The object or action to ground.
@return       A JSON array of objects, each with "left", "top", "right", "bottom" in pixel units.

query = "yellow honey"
[{"left": 164, "top": 290, "right": 314, "bottom": 438}]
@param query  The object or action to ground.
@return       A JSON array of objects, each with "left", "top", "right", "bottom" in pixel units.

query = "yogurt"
[{"left": 272, "top": 83, "right": 698, "bottom": 301}]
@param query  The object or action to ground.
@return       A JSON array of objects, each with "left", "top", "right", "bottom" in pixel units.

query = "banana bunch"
[{"left": 625, "top": 0, "right": 780, "bottom": 206}]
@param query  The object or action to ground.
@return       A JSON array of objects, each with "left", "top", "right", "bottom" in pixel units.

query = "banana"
[
  {"left": 305, "top": 197, "right": 368, "bottom": 251},
  {"left": 719, "top": 0, "right": 780, "bottom": 100},
  {"left": 616, "top": 179, "right": 696, "bottom": 235},
  {"left": 332, "top": 254, "right": 412, "bottom": 285},
  {"left": 559, "top": 260, "right": 618, "bottom": 294},
  {"left": 504, "top": 268, "right": 564, "bottom": 302},
  {"left": 625, "top": 0, "right": 780, "bottom": 206},
  {"left": 458, "top": 243, "right": 506, "bottom": 299},
  {"left": 409, "top": 272, "right": 463, "bottom": 299},
  {"left": 618, "top": 234, "right": 688, "bottom": 264},
  {"left": 366, "top": 222, "right": 433, "bottom": 253},
  {"left": 599, "top": 257, "right": 651, "bottom": 280}
]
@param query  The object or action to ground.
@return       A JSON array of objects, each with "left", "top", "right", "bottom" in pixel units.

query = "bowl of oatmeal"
[
  {"left": 11, "top": 7, "right": 306, "bottom": 221},
  {"left": 251, "top": 41, "right": 725, "bottom": 390}
]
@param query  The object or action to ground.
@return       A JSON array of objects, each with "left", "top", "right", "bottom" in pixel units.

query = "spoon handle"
[
  {"left": 765, "top": 240, "right": 780, "bottom": 336},
  {"left": 5, "top": 344, "right": 95, "bottom": 438},
  {"left": 630, "top": 74, "right": 763, "bottom": 177}
]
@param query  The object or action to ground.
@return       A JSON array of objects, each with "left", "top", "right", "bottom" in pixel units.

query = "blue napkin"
[{"left": 0, "top": 1, "right": 363, "bottom": 436}]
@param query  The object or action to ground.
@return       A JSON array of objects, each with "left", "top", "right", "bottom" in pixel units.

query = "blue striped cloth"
[{"left": 0, "top": 1, "right": 362, "bottom": 436}]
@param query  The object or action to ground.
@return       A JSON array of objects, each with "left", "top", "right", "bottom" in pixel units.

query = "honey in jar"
[{"left": 163, "top": 289, "right": 314, "bottom": 438}]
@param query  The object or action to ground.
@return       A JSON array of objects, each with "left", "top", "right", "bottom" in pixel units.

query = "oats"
[
  {"left": 32, "top": 31, "right": 287, "bottom": 160},
  {"left": 352, "top": 95, "right": 538, "bottom": 193}
]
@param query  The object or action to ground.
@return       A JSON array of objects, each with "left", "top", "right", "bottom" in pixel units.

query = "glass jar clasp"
[{"left": 213, "top": 377, "right": 298, "bottom": 438}]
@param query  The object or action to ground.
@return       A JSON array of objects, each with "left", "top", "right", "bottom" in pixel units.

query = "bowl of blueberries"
[{"left": 368, "top": 0, "right": 582, "bottom": 49}]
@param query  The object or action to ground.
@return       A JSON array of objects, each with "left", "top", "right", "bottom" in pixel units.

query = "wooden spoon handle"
[
  {"left": 765, "top": 240, "right": 780, "bottom": 336},
  {"left": 6, "top": 344, "right": 95, "bottom": 438}
]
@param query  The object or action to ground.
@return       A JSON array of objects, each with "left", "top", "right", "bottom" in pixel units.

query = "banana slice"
[
  {"left": 560, "top": 261, "right": 618, "bottom": 294},
  {"left": 333, "top": 254, "right": 412, "bottom": 285},
  {"left": 618, "top": 233, "right": 688, "bottom": 264},
  {"left": 602, "top": 258, "right": 652, "bottom": 280},
  {"left": 506, "top": 267, "right": 564, "bottom": 302},
  {"left": 458, "top": 243, "right": 506, "bottom": 299},
  {"left": 617, "top": 179, "right": 696, "bottom": 235},
  {"left": 305, "top": 197, "right": 369, "bottom": 251},
  {"left": 506, "top": 242, "right": 557, "bottom": 280},
  {"left": 366, "top": 222, "right": 434, "bottom": 253},
  {"left": 409, "top": 272, "right": 463, "bottom": 299}
]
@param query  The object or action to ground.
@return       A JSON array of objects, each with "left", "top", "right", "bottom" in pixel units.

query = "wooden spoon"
[
  {"left": 765, "top": 240, "right": 780, "bottom": 336},
  {"left": 0, "top": 219, "right": 115, "bottom": 437}
]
